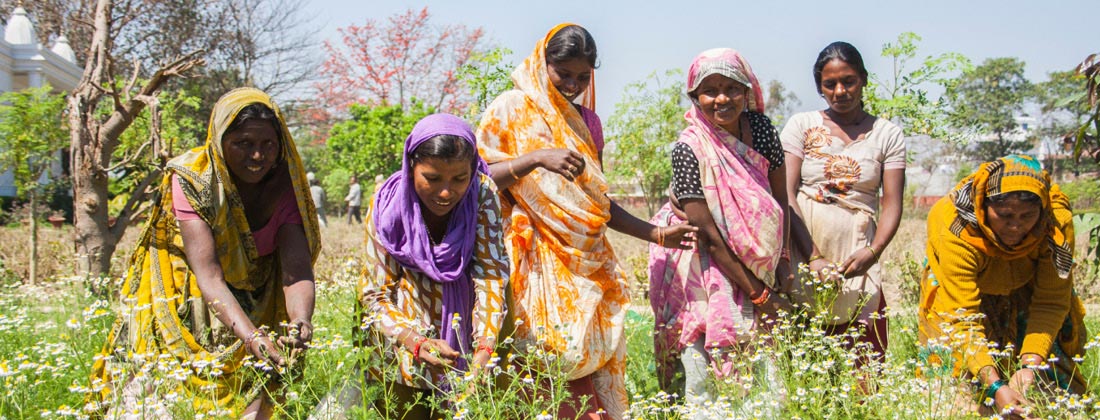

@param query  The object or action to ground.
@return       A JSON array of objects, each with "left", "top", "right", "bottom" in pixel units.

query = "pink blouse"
[{"left": 172, "top": 175, "right": 302, "bottom": 256}]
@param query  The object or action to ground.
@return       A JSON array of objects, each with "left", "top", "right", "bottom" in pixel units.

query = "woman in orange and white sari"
[{"left": 476, "top": 24, "right": 695, "bottom": 419}]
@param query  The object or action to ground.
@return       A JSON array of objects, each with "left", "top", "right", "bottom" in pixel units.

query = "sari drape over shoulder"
[
  {"left": 88, "top": 88, "right": 320, "bottom": 415},
  {"left": 476, "top": 23, "right": 629, "bottom": 418}
]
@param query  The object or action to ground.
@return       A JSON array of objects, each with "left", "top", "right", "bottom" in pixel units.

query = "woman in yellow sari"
[
  {"left": 87, "top": 88, "right": 321, "bottom": 419},
  {"left": 920, "top": 154, "right": 1086, "bottom": 418},
  {"left": 477, "top": 24, "right": 695, "bottom": 419}
]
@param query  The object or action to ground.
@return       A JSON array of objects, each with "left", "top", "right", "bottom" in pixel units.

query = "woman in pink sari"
[{"left": 649, "top": 49, "right": 794, "bottom": 400}]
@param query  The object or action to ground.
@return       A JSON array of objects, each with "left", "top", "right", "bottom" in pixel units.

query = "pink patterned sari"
[{"left": 649, "top": 104, "right": 783, "bottom": 386}]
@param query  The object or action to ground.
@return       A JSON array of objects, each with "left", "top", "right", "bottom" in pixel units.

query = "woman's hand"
[
  {"left": 840, "top": 246, "right": 877, "bottom": 278},
  {"left": 756, "top": 292, "right": 795, "bottom": 326},
  {"left": 414, "top": 338, "right": 460, "bottom": 377},
  {"left": 775, "top": 261, "right": 795, "bottom": 295},
  {"left": 247, "top": 332, "right": 286, "bottom": 368},
  {"left": 657, "top": 223, "right": 699, "bottom": 249},
  {"left": 992, "top": 383, "right": 1036, "bottom": 420},
  {"left": 808, "top": 257, "right": 830, "bottom": 275},
  {"left": 534, "top": 148, "right": 586, "bottom": 181}
]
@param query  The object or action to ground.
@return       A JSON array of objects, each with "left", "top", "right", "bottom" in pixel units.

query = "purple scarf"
[{"left": 373, "top": 113, "right": 489, "bottom": 369}]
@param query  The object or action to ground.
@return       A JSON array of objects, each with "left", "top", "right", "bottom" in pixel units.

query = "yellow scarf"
[
  {"left": 947, "top": 154, "right": 1073, "bottom": 277},
  {"left": 89, "top": 88, "right": 320, "bottom": 415}
]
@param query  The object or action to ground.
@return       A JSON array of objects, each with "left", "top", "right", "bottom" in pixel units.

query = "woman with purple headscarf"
[{"left": 317, "top": 114, "right": 507, "bottom": 418}]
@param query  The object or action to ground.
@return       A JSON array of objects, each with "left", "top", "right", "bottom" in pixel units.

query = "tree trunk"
[{"left": 28, "top": 189, "right": 37, "bottom": 285}]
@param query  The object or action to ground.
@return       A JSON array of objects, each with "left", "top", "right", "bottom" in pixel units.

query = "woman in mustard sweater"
[{"left": 919, "top": 154, "right": 1086, "bottom": 417}]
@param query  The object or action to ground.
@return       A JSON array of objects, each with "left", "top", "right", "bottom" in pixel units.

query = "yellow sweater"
[{"left": 919, "top": 193, "right": 1073, "bottom": 376}]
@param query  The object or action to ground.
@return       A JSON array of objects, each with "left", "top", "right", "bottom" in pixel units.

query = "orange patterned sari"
[{"left": 476, "top": 23, "right": 628, "bottom": 418}]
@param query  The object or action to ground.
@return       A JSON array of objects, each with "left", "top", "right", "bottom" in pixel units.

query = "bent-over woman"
[
  {"left": 920, "top": 154, "right": 1086, "bottom": 418},
  {"left": 88, "top": 88, "right": 320, "bottom": 419}
]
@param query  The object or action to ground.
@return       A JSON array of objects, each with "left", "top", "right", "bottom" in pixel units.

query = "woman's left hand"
[
  {"left": 277, "top": 318, "right": 313, "bottom": 350},
  {"left": 840, "top": 246, "right": 877, "bottom": 278},
  {"left": 657, "top": 223, "right": 699, "bottom": 249},
  {"left": 1009, "top": 365, "right": 1039, "bottom": 395}
]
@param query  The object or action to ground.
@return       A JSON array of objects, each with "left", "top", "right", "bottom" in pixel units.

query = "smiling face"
[
  {"left": 985, "top": 196, "right": 1042, "bottom": 247},
  {"left": 693, "top": 73, "right": 748, "bottom": 133},
  {"left": 221, "top": 120, "right": 280, "bottom": 185},
  {"left": 546, "top": 58, "right": 593, "bottom": 102},
  {"left": 818, "top": 59, "right": 866, "bottom": 115},
  {"left": 412, "top": 158, "right": 473, "bottom": 217}
]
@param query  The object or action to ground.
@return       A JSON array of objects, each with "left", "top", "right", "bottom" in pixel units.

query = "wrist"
[{"left": 984, "top": 379, "right": 1008, "bottom": 404}]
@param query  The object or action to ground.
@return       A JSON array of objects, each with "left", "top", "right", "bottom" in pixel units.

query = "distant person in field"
[
  {"left": 648, "top": 48, "right": 794, "bottom": 402},
  {"left": 88, "top": 88, "right": 320, "bottom": 419},
  {"left": 920, "top": 154, "right": 1086, "bottom": 418},
  {"left": 476, "top": 23, "right": 695, "bottom": 419},
  {"left": 313, "top": 114, "right": 507, "bottom": 419},
  {"left": 308, "top": 172, "right": 327, "bottom": 227},
  {"left": 345, "top": 175, "right": 363, "bottom": 224},
  {"left": 781, "top": 41, "right": 905, "bottom": 365}
]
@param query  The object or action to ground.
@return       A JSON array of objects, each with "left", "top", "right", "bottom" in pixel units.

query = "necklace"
[{"left": 825, "top": 109, "right": 869, "bottom": 126}]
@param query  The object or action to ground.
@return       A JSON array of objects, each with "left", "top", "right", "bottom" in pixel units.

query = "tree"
[
  {"left": 68, "top": 0, "right": 204, "bottom": 282},
  {"left": 864, "top": 32, "right": 971, "bottom": 141},
  {"left": 314, "top": 7, "right": 487, "bottom": 120},
  {"left": 948, "top": 57, "right": 1033, "bottom": 161},
  {"left": 0, "top": 86, "right": 68, "bottom": 284},
  {"left": 605, "top": 69, "right": 686, "bottom": 216},
  {"left": 1065, "top": 53, "right": 1100, "bottom": 164},
  {"left": 325, "top": 102, "right": 433, "bottom": 182},
  {"left": 456, "top": 47, "right": 514, "bottom": 122},
  {"left": 763, "top": 80, "right": 800, "bottom": 127}
]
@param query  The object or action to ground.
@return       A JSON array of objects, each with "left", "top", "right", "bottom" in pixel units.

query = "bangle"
[
  {"left": 780, "top": 248, "right": 791, "bottom": 261},
  {"left": 808, "top": 254, "right": 825, "bottom": 263},
  {"left": 508, "top": 160, "right": 520, "bottom": 181},
  {"left": 656, "top": 227, "right": 665, "bottom": 246},
  {"left": 751, "top": 288, "right": 772, "bottom": 306},
  {"left": 984, "top": 379, "right": 1007, "bottom": 403},
  {"left": 412, "top": 336, "right": 430, "bottom": 362},
  {"left": 864, "top": 245, "right": 879, "bottom": 260},
  {"left": 476, "top": 342, "right": 495, "bottom": 355}
]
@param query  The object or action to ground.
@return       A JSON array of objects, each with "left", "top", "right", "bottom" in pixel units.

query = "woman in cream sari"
[{"left": 88, "top": 88, "right": 320, "bottom": 419}]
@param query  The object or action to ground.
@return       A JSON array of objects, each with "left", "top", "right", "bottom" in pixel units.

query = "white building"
[{"left": 0, "top": 6, "right": 82, "bottom": 197}]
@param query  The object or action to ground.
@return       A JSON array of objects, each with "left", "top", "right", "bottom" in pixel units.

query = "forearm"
[
  {"left": 684, "top": 200, "right": 767, "bottom": 298},
  {"left": 283, "top": 279, "right": 315, "bottom": 324},
  {"left": 608, "top": 200, "right": 657, "bottom": 243},
  {"left": 488, "top": 152, "right": 542, "bottom": 190}
]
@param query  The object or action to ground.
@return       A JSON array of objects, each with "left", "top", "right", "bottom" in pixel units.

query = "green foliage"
[
  {"left": 1061, "top": 177, "right": 1100, "bottom": 213},
  {"left": 325, "top": 102, "right": 434, "bottom": 181},
  {"left": 864, "top": 32, "right": 971, "bottom": 142},
  {"left": 763, "top": 80, "right": 800, "bottom": 127},
  {"left": 457, "top": 47, "right": 514, "bottom": 122},
  {"left": 0, "top": 86, "right": 68, "bottom": 197},
  {"left": 948, "top": 57, "right": 1034, "bottom": 161},
  {"left": 606, "top": 69, "right": 686, "bottom": 216},
  {"left": 1065, "top": 53, "right": 1100, "bottom": 165},
  {"left": 107, "top": 87, "right": 203, "bottom": 201}
]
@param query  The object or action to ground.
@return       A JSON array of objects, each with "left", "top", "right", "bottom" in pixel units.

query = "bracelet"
[
  {"left": 412, "top": 336, "right": 430, "bottom": 362},
  {"left": 780, "top": 248, "right": 791, "bottom": 261},
  {"left": 508, "top": 160, "right": 520, "bottom": 181},
  {"left": 656, "top": 227, "right": 665, "bottom": 246},
  {"left": 864, "top": 245, "right": 879, "bottom": 260},
  {"left": 751, "top": 288, "right": 772, "bottom": 306},
  {"left": 243, "top": 329, "right": 260, "bottom": 346},
  {"left": 984, "top": 379, "right": 1007, "bottom": 403},
  {"left": 476, "top": 342, "right": 495, "bottom": 355},
  {"left": 808, "top": 254, "right": 825, "bottom": 263}
]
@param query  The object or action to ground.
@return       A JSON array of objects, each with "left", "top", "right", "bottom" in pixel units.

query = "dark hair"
[
  {"left": 987, "top": 191, "right": 1043, "bottom": 206},
  {"left": 545, "top": 25, "right": 598, "bottom": 68},
  {"left": 410, "top": 135, "right": 476, "bottom": 165},
  {"left": 226, "top": 103, "right": 281, "bottom": 137},
  {"left": 813, "top": 42, "right": 869, "bottom": 94}
]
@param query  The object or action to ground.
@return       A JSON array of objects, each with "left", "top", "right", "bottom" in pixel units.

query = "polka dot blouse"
[{"left": 671, "top": 111, "right": 784, "bottom": 201}]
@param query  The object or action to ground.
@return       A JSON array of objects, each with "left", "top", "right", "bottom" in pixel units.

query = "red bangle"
[
  {"left": 751, "top": 288, "right": 772, "bottom": 306},
  {"left": 412, "top": 336, "right": 430, "bottom": 362},
  {"left": 476, "top": 342, "right": 495, "bottom": 355}
]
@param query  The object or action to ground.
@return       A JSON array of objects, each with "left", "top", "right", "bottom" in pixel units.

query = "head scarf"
[
  {"left": 686, "top": 48, "right": 765, "bottom": 114},
  {"left": 949, "top": 154, "right": 1074, "bottom": 278},
  {"left": 374, "top": 113, "right": 489, "bottom": 362}
]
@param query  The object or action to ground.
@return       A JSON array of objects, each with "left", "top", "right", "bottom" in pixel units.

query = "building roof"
[{"left": 3, "top": 7, "right": 36, "bottom": 45}]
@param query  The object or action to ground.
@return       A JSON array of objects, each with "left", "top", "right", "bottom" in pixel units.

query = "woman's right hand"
[
  {"left": 992, "top": 384, "right": 1036, "bottom": 420},
  {"left": 533, "top": 148, "right": 586, "bottom": 181},
  {"left": 756, "top": 292, "right": 795, "bottom": 325},
  {"left": 247, "top": 333, "right": 285, "bottom": 368},
  {"left": 414, "top": 338, "right": 460, "bottom": 376}
]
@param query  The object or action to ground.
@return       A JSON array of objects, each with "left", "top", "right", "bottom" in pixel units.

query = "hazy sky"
[{"left": 306, "top": 0, "right": 1098, "bottom": 118}]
